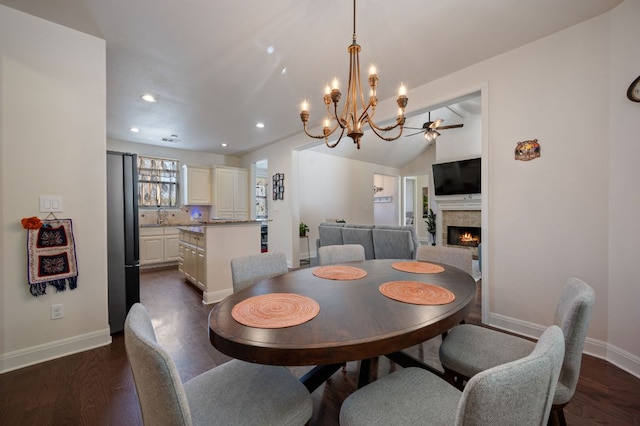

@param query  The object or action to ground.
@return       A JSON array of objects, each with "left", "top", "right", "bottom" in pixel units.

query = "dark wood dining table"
[{"left": 209, "top": 258, "right": 476, "bottom": 391}]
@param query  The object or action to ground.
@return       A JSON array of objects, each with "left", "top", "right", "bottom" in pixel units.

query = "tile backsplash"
[{"left": 139, "top": 206, "right": 211, "bottom": 226}]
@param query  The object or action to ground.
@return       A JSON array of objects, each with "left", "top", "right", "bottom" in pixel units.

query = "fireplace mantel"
[{"left": 436, "top": 197, "right": 481, "bottom": 212}]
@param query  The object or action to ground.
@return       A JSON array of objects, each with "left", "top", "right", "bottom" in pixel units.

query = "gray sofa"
[{"left": 317, "top": 222, "right": 419, "bottom": 260}]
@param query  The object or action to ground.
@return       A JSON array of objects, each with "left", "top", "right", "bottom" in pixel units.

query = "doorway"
[
  {"left": 373, "top": 173, "right": 399, "bottom": 225},
  {"left": 255, "top": 159, "right": 268, "bottom": 252}
]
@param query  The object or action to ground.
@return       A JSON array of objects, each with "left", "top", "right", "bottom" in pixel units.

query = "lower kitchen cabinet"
[
  {"left": 140, "top": 226, "right": 180, "bottom": 266},
  {"left": 178, "top": 230, "right": 206, "bottom": 290},
  {"left": 164, "top": 227, "right": 180, "bottom": 261}
]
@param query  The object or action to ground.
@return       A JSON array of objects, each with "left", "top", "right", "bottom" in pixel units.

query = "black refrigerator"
[{"left": 107, "top": 151, "right": 140, "bottom": 334}]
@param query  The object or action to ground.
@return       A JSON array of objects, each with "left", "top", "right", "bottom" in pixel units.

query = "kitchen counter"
[
  {"left": 175, "top": 220, "right": 261, "bottom": 235},
  {"left": 176, "top": 220, "right": 262, "bottom": 304}
]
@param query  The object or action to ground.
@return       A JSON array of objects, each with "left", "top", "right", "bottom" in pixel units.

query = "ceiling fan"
[{"left": 404, "top": 111, "right": 463, "bottom": 144}]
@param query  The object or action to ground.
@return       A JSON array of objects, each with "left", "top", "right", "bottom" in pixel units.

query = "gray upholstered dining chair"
[
  {"left": 439, "top": 277, "right": 595, "bottom": 426},
  {"left": 318, "top": 244, "right": 365, "bottom": 266},
  {"left": 416, "top": 245, "right": 473, "bottom": 275},
  {"left": 230, "top": 251, "right": 288, "bottom": 292},
  {"left": 124, "top": 303, "right": 312, "bottom": 426},
  {"left": 340, "top": 325, "right": 565, "bottom": 426}
]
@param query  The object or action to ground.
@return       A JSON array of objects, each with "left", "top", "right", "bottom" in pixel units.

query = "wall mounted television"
[{"left": 432, "top": 157, "right": 481, "bottom": 196}]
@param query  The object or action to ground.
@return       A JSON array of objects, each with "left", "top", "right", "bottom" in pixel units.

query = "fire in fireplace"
[{"left": 447, "top": 226, "right": 481, "bottom": 248}]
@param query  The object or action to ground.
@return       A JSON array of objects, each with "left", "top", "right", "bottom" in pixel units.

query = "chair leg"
[
  {"left": 557, "top": 408, "right": 567, "bottom": 426},
  {"left": 547, "top": 405, "right": 567, "bottom": 426}
]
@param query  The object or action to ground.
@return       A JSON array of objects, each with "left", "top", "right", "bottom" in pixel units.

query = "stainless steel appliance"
[{"left": 107, "top": 151, "right": 140, "bottom": 334}]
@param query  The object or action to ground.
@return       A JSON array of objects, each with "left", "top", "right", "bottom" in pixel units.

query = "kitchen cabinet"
[
  {"left": 164, "top": 227, "right": 180, "bottom": 261},
  {"left": 212, "top": 166, "right": 248, "bottom": 219},
  {"left": 178, "top": 230, "right": 206, "bottom": 290},
  {"left": 140, "top": 227, "right": 180, "bottom": 266},
  {"left": 181, "top": 165, "right": 211, "bottom": 205}
]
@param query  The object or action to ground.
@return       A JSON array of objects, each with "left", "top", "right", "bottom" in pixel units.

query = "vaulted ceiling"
[{"left": 1, "top": 0, "right": 622, "bottom": 167}]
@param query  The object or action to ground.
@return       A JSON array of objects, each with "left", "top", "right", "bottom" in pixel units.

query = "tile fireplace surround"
[{"left": 438, "top": 201, "right": 481, "bottom": 259}]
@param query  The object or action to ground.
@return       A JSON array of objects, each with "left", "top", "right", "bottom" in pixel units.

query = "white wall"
[{"left": 1, "top": 6, "right": 109, "bottom": 372}]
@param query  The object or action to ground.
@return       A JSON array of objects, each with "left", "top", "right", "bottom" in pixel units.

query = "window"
[{"left": 137, "top": 156, "right": 179, "bottom": 207}]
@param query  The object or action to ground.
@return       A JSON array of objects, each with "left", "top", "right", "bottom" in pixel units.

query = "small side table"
[{"left": 299, "top": 235, "right": 310, "bottom": 267}]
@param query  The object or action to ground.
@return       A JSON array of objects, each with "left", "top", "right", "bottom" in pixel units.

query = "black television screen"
[{"left": 432, "top": 158, "right": 481, "bottom": 196}]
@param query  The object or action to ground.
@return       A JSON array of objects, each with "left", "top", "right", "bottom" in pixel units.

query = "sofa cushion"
[
  {"left": 341, "top": 225, "right": 375, "bottom": 260},
  {"left": 374, "top": 225, "right": 418, "bottom": 258},
  {"left": 318, "top": 222, "right": 345, "bottom": 247},
  {"left": 372, "top": 229, "right": 415, "bottom": 259}
]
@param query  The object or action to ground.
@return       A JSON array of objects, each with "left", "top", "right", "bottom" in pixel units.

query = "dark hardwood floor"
[{"left": 1, "top": 266, "right": 638, "bottom": 425}]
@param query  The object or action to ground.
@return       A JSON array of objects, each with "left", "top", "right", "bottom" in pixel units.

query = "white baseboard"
[
  {"left": 0, "top": 328, "right": 112, "bottom": 374},
  {"left": 203, "top": 288, "right": 232, "bottom": 305},
  {"left": 488, "top": 313, "right": 640, "bottom": 379}
]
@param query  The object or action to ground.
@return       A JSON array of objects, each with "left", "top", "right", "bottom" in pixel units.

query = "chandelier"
[{"left": 299, "top": 0, "right": 408, "bottom": 149}]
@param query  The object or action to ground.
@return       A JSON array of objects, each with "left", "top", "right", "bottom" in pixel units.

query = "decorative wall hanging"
[
  {"left": 272, "top": 173, "right": 284, "bottom": 200},
  {"left": 627, "top": 75, "right": 640, "bottom": 102},
  {"left": 23, "top": 217, "right": 78, "bottom": 296},
  {"left": 515, "top": 139, "right": 541, "bottom": 161}
]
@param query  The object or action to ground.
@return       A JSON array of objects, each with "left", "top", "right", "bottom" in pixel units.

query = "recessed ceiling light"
[
  {"left": 221, "top": 143, "right": 228, "bottom": 147},
  {"left": 256, "top": 122, "right": 265, "bottom": 128},
  {"left": 141, "top": 94, "right": 157, "bottom": 102},
  {"left": 281, "top": 67, "right": 287, "bottom": 74},
  {"left": 266, "top": 46, "right": 275, "bottom": 54},
  {"left": 130, "top": 127, "right": 140, "bottom": 133}
]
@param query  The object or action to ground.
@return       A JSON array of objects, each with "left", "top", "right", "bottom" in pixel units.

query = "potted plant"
[
  {"left": 425, "top": 208, "right": 436, "bottom": 246},
  {"left": 299, "top": 221, "right": 310, "bottom": 237}
]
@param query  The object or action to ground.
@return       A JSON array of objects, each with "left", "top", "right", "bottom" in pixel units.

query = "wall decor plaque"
[{"left": 515, "top": 139, "right": 541, "bottom": 161}]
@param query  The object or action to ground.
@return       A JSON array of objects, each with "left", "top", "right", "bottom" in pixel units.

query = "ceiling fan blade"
[
  {"left": 404, "top": 130, "right": 426, "bottom": 137},
  {"left": 403, "top": 126, "right": 427, "bottom": 130},
  {"left": 429, "top": 118, "right": 444, "bottom": 129},
  {"left": 434, "top": 124, "right": 464, "bottom": 130}
]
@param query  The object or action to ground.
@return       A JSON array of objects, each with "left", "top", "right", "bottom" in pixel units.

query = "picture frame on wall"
[
  {"left": 272, "top": 173, "right": 284, "bottom": 200},
  {"left": 422, "top": 187, "right": 429, "bottom": 218}
]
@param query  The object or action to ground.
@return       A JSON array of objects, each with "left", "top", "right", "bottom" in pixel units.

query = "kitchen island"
[{"left": 177, "top": 220, "right": 262, "bottom": 304}]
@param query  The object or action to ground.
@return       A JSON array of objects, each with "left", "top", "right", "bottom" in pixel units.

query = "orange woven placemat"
[
  {"left": 312, "top": 265, "right": 367, "bottom": 280},
  {"left": 231, "top": 293, "right": 320, "bottom": 328},
  {"left": 392, "top": 261, "right": 445, "bottom": 274},
  {"left": 379, "top": 281, "right": 455, "bottom": 305}
]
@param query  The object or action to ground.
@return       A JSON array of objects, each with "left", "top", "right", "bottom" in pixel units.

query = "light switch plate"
[{"left": 39, "top": 196, "right": 63, "bottom": 213}]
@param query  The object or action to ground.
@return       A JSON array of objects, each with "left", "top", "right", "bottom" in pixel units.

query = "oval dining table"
[{"left": 209, "top": 258, "right": 476, "bottom": 391}]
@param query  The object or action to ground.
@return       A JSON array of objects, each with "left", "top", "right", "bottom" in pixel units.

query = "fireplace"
[
  {"left": 440, "top": 207, "right": 481, "bottom": 258},
  {"left": 447, "top": 226, "right": 481, "bottom": 248}
]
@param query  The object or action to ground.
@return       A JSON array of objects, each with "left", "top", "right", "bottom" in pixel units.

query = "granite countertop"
[
  {"left": 141, "top": 220, "right": 261, "bottom": 229},
  {"left": 175, "top": 220, "right": 262, "bottom": 234}
]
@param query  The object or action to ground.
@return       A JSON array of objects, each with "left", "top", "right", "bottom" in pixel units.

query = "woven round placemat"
[
  {"left": 231, "top": 293, "right": 320, "bottom": 328},
  {"left": 392, "top": 261, "right": 445, "bottom": 274},
  {"left": 312, "top": 265, "right": 367, "bottom": 280},
  {"left": 379, "top": 281, "right": 455, "bottom": 305}
]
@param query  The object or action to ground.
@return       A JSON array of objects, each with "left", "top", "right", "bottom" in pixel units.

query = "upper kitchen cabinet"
[
  {"left": 212, "top": 166, "right": 248, "bottom": 219},
  {"left": 181, "top": 165, "right": 211, "bottom": 205}
]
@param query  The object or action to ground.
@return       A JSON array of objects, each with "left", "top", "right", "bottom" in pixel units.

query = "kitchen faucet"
[{"left": 157, "top": 207, "right": 169, "bottom": 225}]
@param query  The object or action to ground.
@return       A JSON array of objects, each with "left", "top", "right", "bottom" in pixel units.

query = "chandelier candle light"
[{"left": 299, "top": 0, "right": 408, "bottom": 149}]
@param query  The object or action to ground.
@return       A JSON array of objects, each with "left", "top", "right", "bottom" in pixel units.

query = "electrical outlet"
[{"left": 51, "top": 304, "right": 64, "bottom": 320}]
